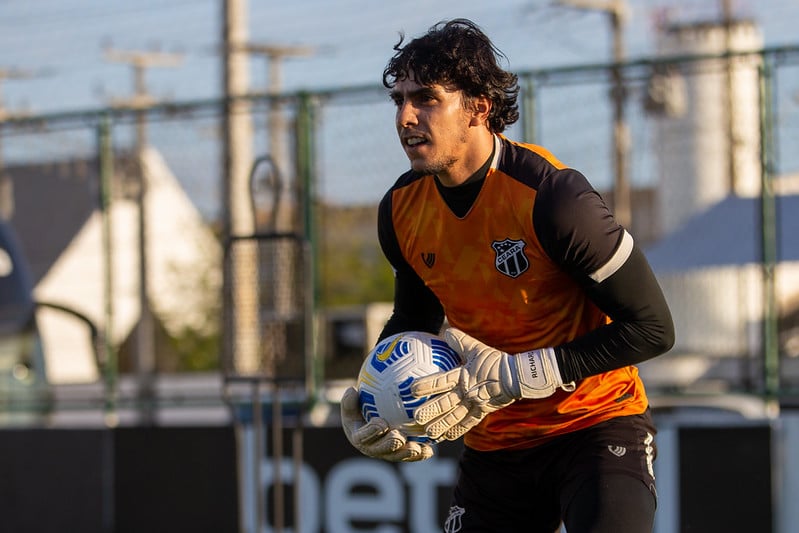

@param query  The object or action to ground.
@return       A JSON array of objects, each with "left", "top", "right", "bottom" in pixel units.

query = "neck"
[{"left": 436, "top": 132, "right": 495, "bottom": 187}]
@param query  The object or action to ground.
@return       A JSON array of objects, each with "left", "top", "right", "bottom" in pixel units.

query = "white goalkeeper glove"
[
  {"left": 411, "top": 328, "right": 575, "bottom": 441},
  {"left": 340, "top": 386, "right": 434, "bottom": 462}
]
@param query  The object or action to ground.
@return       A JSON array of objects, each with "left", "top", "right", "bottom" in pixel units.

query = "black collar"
[{"left": 434, "top": 144, "right": 495, "bottom": 218}]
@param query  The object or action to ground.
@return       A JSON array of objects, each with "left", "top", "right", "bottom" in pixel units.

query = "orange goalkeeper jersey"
[{"left": 378, "top": 134, "right": 657, "bottom": 451}]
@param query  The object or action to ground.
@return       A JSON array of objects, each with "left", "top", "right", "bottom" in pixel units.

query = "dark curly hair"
[{"left": 382, "top": 18, "right": 520, "bottom": 133}]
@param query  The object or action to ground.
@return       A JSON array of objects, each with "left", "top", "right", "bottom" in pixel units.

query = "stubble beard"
[
  {"left": 410, "top": 130, "right": 467, "bottom": 177},
  {"left": 413, "top": 156, "right": 458, "bottom": 177}
]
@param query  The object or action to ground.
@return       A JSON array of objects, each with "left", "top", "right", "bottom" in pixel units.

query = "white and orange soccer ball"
[{"left": 357, "top": 331, "right": 462, "bottom": 443}]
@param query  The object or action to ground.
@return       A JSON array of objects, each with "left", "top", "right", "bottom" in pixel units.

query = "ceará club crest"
[{"left": 492, "top": 238, "right": 529, "bottom": 278}]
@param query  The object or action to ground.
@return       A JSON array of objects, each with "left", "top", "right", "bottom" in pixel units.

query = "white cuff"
[{"left": 513, "top": 348, "right": 562, "bottom": 398}]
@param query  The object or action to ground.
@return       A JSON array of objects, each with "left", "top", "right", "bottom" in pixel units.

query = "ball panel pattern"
[{"left": 357, "top": 331, "right": 461, "bottom": 442}]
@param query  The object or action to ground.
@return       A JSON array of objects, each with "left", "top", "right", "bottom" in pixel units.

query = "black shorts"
[{"left": 444, "top": 410, "right": 658, "bottom": 533}]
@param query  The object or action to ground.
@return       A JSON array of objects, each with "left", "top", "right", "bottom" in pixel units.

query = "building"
[
  {"left": 6, "top": 147, "right": 222, "bottom": 384},
  {"left": 648, "top": 18, "right": 764, "bottom": 236}
]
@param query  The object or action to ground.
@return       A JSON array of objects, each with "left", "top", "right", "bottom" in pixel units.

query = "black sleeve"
[
  {"left": 376, "top": 190, "right": 445, "bottom": 342},
  {"left": 534, "top": 169, "right": 675, "bottom": 383},
  {"left": 556, "top": 243, "right": 675, "bottom": 382}
]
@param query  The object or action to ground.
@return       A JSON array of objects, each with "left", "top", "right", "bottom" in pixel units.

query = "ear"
[{"left": 469, "top": 96, "right": 492, "bottom": 128}]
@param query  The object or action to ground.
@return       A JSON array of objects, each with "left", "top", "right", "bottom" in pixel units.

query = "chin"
[
  {"left": 409, "top": 160, "right": 428, "bottom": 173},
  {"left": 409, "top": 157, "right": 438, "bottom": 175}
]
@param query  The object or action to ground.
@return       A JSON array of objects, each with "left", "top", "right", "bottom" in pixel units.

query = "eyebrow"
[{"left": 389, "top": 86, "right": 438, "bottom": 101}]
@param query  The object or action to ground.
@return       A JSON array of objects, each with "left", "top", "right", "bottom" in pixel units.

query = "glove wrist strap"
[{"left": 512, "top": 348, "right": 565, "bottom": 398}]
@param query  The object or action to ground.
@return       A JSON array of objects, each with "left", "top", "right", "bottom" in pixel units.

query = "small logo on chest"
[
  {"left": 421, "top": 253, "right": 436, "bottom": 268},
  {"left": 492, "top": 238, "right": 529, "bottom": 278}
]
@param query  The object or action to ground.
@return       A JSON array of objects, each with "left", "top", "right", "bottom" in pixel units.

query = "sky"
[{"left": 1, "top": 0, "right": 796, "bottom": 116}]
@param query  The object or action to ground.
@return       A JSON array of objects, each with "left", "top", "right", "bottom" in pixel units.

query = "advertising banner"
[{"left": 240, "top": 426, "right": 464, "bottom": 533}]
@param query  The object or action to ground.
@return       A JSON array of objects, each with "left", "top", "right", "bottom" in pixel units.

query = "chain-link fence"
[{"left": 1, "top": 44, "right": 799, "bottom": 420}]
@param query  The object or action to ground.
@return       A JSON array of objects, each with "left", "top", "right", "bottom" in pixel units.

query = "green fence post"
[
  {"left": 758, "top": 57, "right": 779, "bottom": 410},
  {"left": 295, "top": 92, "right": 322, "bottom": 399},
  {"left": 97, "top": 115, "right": 118, "bottom": 426},
  {"left": 521, "top": 74, "right": 538, "bottom": 144}
]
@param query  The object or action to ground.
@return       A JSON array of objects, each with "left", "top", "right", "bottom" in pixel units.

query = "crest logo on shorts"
[
  {"left": 444, "top": 505, "right": 466, "bottom": 532},
  {"left": 492, "top": 238, "right": 529, "bottom": 278}
]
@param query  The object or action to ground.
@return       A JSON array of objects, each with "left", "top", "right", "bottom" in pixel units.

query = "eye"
[{"left": 417, "top": 91, "right": 437, "bottom": 105}]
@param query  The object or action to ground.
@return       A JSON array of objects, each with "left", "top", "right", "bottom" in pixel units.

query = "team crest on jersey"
[{"left": 492, "top": 238, "right": 529, "bottom": 278}]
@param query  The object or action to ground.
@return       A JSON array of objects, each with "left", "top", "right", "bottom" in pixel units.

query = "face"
[{"left": 390, "top": 77, "right": 476, "bottom": 182}]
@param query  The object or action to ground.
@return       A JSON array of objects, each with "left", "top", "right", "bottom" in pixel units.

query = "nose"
[{"left": 396, "top": 101, "right": 418, "bottom": 129}]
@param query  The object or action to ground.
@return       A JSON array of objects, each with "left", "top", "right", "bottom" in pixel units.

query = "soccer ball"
[{"left": 357, "top": 331, "right": 462, "bottom": 442}]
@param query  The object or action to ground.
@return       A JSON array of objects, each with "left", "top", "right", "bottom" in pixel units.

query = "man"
[{"left": 341, "top": 18, "right": 674, "bottom": 533}]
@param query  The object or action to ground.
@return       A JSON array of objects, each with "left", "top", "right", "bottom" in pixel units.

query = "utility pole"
[
  {"left": 242, "top": 43, "right": 313, "bottom": 340},
  {"left": 221, "top": 0, "right": 260, "bottom": 377},
  {"left": 0, "top": 68, "right": 34, "bottom": 220},
  {"left": 105, "top": 47, "right": 183, "bottom": 425},
  {"left": 243, "top": 43, "right": 314, "bottom": 232},
  {"left": 555, "top": 0, "right": 631, "bottom": 228},
  {"left": 240, "top": 43, "right": 313, "bottom": 533}
]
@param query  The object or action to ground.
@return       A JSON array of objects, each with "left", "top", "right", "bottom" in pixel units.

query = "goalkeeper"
[{"left": 341, "top": 18, "right": 674, "bottom": 533}]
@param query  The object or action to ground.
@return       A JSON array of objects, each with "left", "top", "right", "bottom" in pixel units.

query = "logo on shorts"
[
  {"left": 492, "top": 238, "right": 529, "bottom": 278},
  {"left": 608, "top": 445, "right": 627, "bottom": 457},
  {"left": 444, "top": 505, "right": 466, "bottom": 532}
]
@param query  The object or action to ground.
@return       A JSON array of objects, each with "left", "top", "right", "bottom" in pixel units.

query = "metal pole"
[
  {"left": 610, "top": 3, "right": 631, "bottom": 229},
  {"left": 103, "top": 48, "right": 183, "bottom": 425},
  {"left": 252, "top": 380, "right": 265, "bottom": 533},
  {"left": 758, "top": 59, "right": 779, "bottom": 411},
  {"left": 296, "top": 93, "right": 321, "bottom": 396},
  {"left": 97, "top": 116, "right": 118, "bottom": 427},
  {"left": 293, "top": 403, "right": 303, "bottom": 533},
  {"left": 135, "top": 83, "right": 156, "bottom": 425},
  {"left": 272, "top": 384, "right": 284, "bottom": 533},
  {"left": 554, "top": 0, "right": 631, "bottom": 228},
  {"left": 521, "top": 75, "right": 537, "bottom": 144}
]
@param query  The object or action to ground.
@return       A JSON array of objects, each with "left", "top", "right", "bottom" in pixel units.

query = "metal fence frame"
[{"left": 0, "top": 46, "right": 799, "bottom": 418}]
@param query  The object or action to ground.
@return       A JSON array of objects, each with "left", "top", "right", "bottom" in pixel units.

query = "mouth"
[{"left": 402, "top": 134, "right": 429, "bottom": 149}]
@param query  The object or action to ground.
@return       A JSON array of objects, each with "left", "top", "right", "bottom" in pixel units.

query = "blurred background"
[{"left": 0, "top": 1, "right": 798, "bottom": 532}]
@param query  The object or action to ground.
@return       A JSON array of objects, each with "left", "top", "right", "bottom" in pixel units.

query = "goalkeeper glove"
[
  {"left": 411, "top": 328, "right": 575, "bottom": 441},
  {"left": 340, "top": 386, "right": 434, "bottom": 462}
]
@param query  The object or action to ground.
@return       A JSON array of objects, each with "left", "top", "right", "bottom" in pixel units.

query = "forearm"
[
  {"left": 379, "top": 271, "right": 445, "bottom": 342},
  {"left": 554, "top": 244, "right": 675, "bottom": 383},
  {"left": 377, "top": 191, "right": 445, "bottom": 342}
]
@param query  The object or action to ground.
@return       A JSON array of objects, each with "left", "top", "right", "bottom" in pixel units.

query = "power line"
[
  {"left": 0, "top": 0, "right": 212, "bottom": 28},
  {"left": 0, "top": 67, "right": 40, "bottom": 220},
  {"left": 104, "top": 48, "right": 184, "bottom": 109},
  {"left": 0, "top": 67, "right": 37, "bottom": 121}
]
